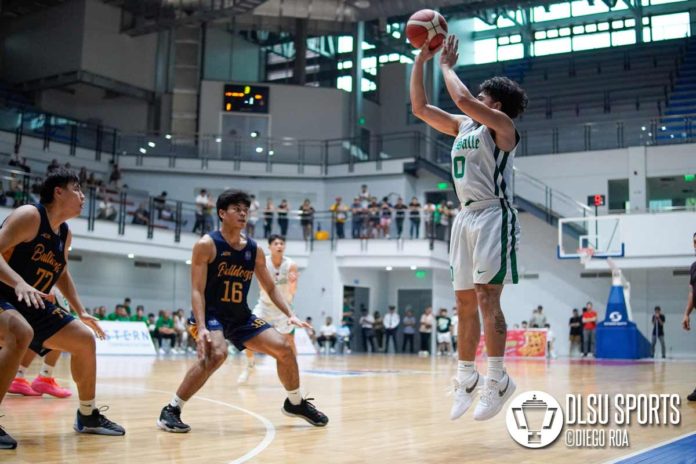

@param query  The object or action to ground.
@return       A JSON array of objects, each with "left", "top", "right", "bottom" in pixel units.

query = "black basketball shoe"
[
  {"left": 282, "top": 398, "right": 329, "bottom": 427},
  {"left": 157, "top": 405, "right": 191, "bottom": 433},
  {"left": 0, "top": 424, "right": 17, "bottom": 450},
  {"left": 74, "top": 407, "right": 125, "bottom": 436},
  {"left": 687, "top": 388, "right": 696, "bottom": 402}
]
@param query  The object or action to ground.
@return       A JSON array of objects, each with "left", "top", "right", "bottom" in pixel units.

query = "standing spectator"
[
  {"left": 569, "top": 308, "right": 583, "bottom": 357},
  {"left": 98, "top": 196, "right": 117, "bottom": 220},
  {"left": 450, "top": 306, "right": 459, "bottom": 352},
  {"left": 521, "top": 320, "right": 528, "bottom": 329},
  {"left": 246, "top": 194, "right": 260, "bottom": 238},
  {"left": 393, "top": 197, "right": 408, "bottom": 239},
  {"left": 379, "top": 198, "right": 393, "bottom": 238},
  {"left": 154, "top": 191, "right": 168, "bottom": 219},
  {"left": 423, "top": 201, "right": 435, "bottom": 239},
  {"left": 263, "top": 198, "right": 274, "bottom": 238},
  {"left": 373, "top": 311, "right": 385, "bottom": 351},
  {"left": 317, "top": 317, "right": 338, "bottom": 352},
  {"left": 408, "top": 196, "right": 421, "bottom": 239},
  {"left": 582, "top": 302, "right": 598, "bottom": 357},
  {"left": 681, "top": 231, "right": 696, "bottom": 401},
  {"left": 350, "top": 197, "right": 362, "bottom": 238},
  {"left": 299, "top": 199, "right": 315, "bottom": 241},
  {"left": 193, "top": 189, "right": 209, "bottom": 234},
  {"left": 402, "top": 309, "right": 417, "bottom": 353},
  {"left": 156, "top": 310, "right": 177, "bottom": 353},
  {"left": 419, "top": 306, "right": 435, "bottom": 356},
  {"left": 359, "top": 309, "right": 376, "bottom": 353},
  {"left": 330, "top": 196, "right": 348, "bottom": 239},
  {"left": 276, "top": 199, "right": 289, "bottom": 236},
  {"left": 358, "top": 184, "right": 370, "bottom": 208},
  {"left": 109, "top": 163, "right": 122, "bottom": 188},
  {"left": 78, "top": 167, "right": 88, "bottom": 186},
  {"left": 652, "top": 306, "right": 666, "bottom": 359},
  {"left": 367, "top": 199, "right": 380, "bottom": 238},
  {"left": 531, "top": 305, "right": 547, "bottom": 327},
  {"left": 132, "top": 202, "right": 149, "bottom": 225},
  {"left": 383, "top": 305, "right": 400, "bottom": 353},
  {"left": 435, "top": 200, "right": 449, "bottom": 240},
  {"left": 436, "top": 308, "right": 452, "bottom": 356},
  {"left": 545, "top": 323, "right": 557, "bottom": 359}
]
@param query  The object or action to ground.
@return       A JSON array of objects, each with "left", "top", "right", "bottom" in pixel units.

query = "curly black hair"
[{"left": 479, "top": 76, "right": 528, "bottom": 119}]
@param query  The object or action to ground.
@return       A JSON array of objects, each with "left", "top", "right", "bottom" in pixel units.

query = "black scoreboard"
[{"left": 223, "top": 84, "right": 269, "bottom": 114}]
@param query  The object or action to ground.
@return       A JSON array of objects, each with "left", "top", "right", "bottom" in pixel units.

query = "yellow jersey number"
[
  {"left": 221, "top": 281, "right": 243, "bottom": 303},
  {"left": 33, "top": 268, "right": 54, "bottom": 293}
]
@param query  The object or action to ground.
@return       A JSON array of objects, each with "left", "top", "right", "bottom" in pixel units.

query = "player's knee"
[
  {"left": 474, "top": 286, "right": 498, "bottom": 310},
  {"left": 275, "top": 339, "right": 293, "bottom": 361},
  {"left": 13, "top": 322, "right": 34, "bottom": 350},
  {"left": 209, "top": 348, "right": 227, "bottom": 368}
]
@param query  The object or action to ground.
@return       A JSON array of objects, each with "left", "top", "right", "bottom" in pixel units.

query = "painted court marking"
[{"left": 604, "top": 431, "right": 696, "bottom": 464}]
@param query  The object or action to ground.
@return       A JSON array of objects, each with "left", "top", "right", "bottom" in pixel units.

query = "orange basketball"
[{"left": 406, "top": 9, "right": 448, "bottom": 50}]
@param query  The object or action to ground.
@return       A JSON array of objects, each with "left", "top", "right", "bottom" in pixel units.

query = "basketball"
[{"left": 406, "top": 9, "right": 448, "bottom": 50}]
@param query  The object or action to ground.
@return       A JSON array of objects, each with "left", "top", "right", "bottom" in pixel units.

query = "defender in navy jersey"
[
  {"left": 0, "top": 168, "right": 124, "bottom": 450},
  {"left": 682, "top": 232, "right": 696, "bottom": 402},
  {"left": 411, "top": 35, "right": 527, "bottom": 422},
  {"left": 157, "top": 190, "right": 327, "bottom": 433}
]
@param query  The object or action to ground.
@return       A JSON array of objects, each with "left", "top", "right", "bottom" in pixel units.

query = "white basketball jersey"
[
  {"left": 258, "top": 255, "right": 295, "bottom": 308},
  {"left": 451, "top": 118, "right": 518, "bottom": 205}
]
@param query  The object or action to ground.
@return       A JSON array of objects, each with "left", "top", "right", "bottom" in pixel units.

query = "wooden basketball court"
[{"left": 3, "top": 354, "right": 696, "bottom": 463}]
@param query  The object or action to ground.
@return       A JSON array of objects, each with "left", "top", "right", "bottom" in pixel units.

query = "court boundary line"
[
  {"left": 57, "top": 379, "right": 276, "bottom": 463},
  {"left": 602, "top": 431, "right": 696, "bottom": 464}
]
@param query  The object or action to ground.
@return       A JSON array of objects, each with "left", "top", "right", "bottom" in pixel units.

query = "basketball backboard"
[{"left": 557, "top": 215, "right": 625, "bottom": 260}]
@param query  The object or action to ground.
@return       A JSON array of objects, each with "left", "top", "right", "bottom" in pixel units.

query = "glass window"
[
  {"left": 534, "top": 37, "right": 572, "bottom": 56},
  {"left": 573, "top": 32, "right": 610, "bottom": 51},
  {"left": 399, "top": 56, "right": 413, "bottom": 64},
  {"left": 473, "top": 17, "right": 496, "bottom": 31},
  {"left": 598, "top": 22, "right": 610, "bottom": 31},
  {"left": 362, "top": 42, "right": 375, "bottom": 50},
  {"left": 535, "top": 30, "right": 547, "bottom": 40},
  {"left": 625, "top": 18, "right": 636, "bottom": 27},
  {"left": 612, "top": 29, "right": 637, "bottom": 46},
  {"left": 559, "top": 27, "right": 571, "bottom": 36},
  {"left": 643, "top": 27, "right": 652, "bottom": 42},
  {"left": 498, "top": 43, "right": 524, "bottom": 61},
  {"left": 474, "top": 38, "right": 498, "bottom": 64},
  {"left": 573, "top": 25, "right": 585, "bottom": 34},
  {"left": 611, "top": 20, "right": 624, "bottom": 29},
  {"left": 379, "top": 55, "right": 388, "bottom": 64},
  {"left": 586, "top": 23, "right": 598, "bottom": 33},
  {"left": 497, "top": 15, "right": 516, "bottom": 28},
  {"left": 510, "top": 34, "right": 522, "bottom": 43},
  {"left": 362, "top": 78, "right": 376, "bottom": 92},
  {"left": 547, "top": 29, "right": 559, "bottom": 38},
  {"left": 651, "top": 12, "right": 691, "bottom": 41},
  {"left": 389, "top": 53, "right": 400, "bottom": 61},
  {"left": 337, "top": 75, "right": 352, "bottom": 92},
  {"left": 499, "top": 36, "right": 510, "bottom": 45},
  {"left": 571, "top": 0, "right": 609, "bottom": 16},
  {"left": 642, "top": 17, "right": 650, "bottom": 25},
  {"left": 533, "top": 2, "right": 571, "bottom": 21},
  {"left": 649, "top": 0, "right": 688, "bottom": 4},
  {"left": 338, "top": 36, "right": 353, "bottom": 53}
]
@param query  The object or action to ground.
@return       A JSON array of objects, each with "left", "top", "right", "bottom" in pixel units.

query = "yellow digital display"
[{"left": 223, "top": 84, "right": 269, "bottom": 113}]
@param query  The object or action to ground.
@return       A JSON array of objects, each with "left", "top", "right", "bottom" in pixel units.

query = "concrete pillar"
[
  {"left": 293, "top": 18, "right": 308, "bottom": 85},
  {"left": 351, "top": 21, "right": 365, "bottom": 140},
  {"left": 627, "top": 146, "right": 647, "bottom": 213}
]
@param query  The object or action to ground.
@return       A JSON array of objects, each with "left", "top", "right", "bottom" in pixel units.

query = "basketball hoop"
[{"left": 577, "top": 247, "right": 595, "bottom": 265}]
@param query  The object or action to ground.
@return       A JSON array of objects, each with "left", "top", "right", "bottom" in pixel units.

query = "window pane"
[
  {"left": 571, "top": 0, "right": 609, "bottom": 16},
  {"left": 510, "top": 34, "right": 522, "bottom": 43},
  {"left": 573, "top": 32, "right": 610, "bottom": 51},
  {"left": 533, "top": 2, "right": 571, "bottom": 21},
  {"left": 649, "top": 0, "right": 688, "bottom": 4},
  {"left": 612, "top": 29, "right": 637, "bottom": 46},
  {"left": 548, "top": 29, "right": 559, "bottom": 38},
  {"left": 473, "top": 18, "right": 496, "bottom": 31},
  {"left": 497, "top": 16, "right": 516, "bottom": 28},
  {"left": 534, "top": 37, "right": 572, "bottom": 56},
  {"left": 498, "top": 43, "right": 524, "bottom": 61},
  {"left": 598, "top": 22, "right": 610, "bottom": 31},
  {"left": 499, "top": 36, "right": 510, "bottom": 45},
  {"left": 612, "top": 20, "right": 624, "bottom": 29},
  {"left": 474, "top": 38, "right": 498, "bottom": 63},
  {"left": 573, "top": 25, "right": 585, "bottom": 34},
  {"left": 651, "top": 12, "right": 691, "bottom": 41},
  {"left": 559, "top": 27, "right": 571, "bottom": 36},
  {"left": 337, "top": 75, "right": 352, "bottom": 92},
  {"left": 535, "top": 30, "right": 547, "bottom": 39},
  {"left": 625, "top": 18, "right": 636, "bottom": 27},
  {"left": 643, "top": 27, "right": 652, "bottom": 42},
  {"left": 338, "top": 36, "right": 353, "bottom": 53},
  {"left": 586, "top": 24, "right": 598, "bottom": 33}
]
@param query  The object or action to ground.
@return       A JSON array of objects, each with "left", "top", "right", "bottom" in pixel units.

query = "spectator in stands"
[
  {"left": 123, "top": 297, "right": 132, "bottom": 316},
  {"left": 380, "top": 198, "right": 393, "bottom": 238},
  {"left": 107, "top": 305, "right": 130, "bottom": 321},
  {"left": 373, "top": 311, "right": 385, "bottom": 351},
  {"left": 652, "top": 306, "right": 666, "bottom": 358},
  {"left": 263, "top": 198, "right": 274, "bottom": 238},
  {"left": 246, "top": 194, "right": 260, "bottom": 238},
  {"left": 521, "top": 320, "right": 528, "bottom": 329},
  {"left": 173, "top": 309, "right": 188, "bottom": 353},
  {"left": 156, "top": 310, "right": 177, "bottom": 353},
  {"left": 154, "top": 191, "right": 167, "bottom": 219},
  {"left": 109, "top": 163, "right": 122, "bottom": 187},
  {"left": 147, "top": 313, "right": 157, "bottom": 347},
  {"left": 350, "top": 197, "right": 362, "bottom": 238},
  {"left": 299, "top": 199, "right": 315, "bottom": 241},
  {"left": 423, "top": 201, "right": 435, "bottom": 239},
  {"left": 569, "top": 308, "right": 582, "bottom": 356},
  {"left": 132, "top": 202, "right": 149, "bottom": 225},
  {"left": 78, "top": 166, "right": 88, "bottom": 186},
  {"left": 402, "top": 308, "right": 416, "bottom": 353},
  {"left": 86, "top": 172, "right": 97, "bottom": 188},
  {"left": 7, "top": 172, "right": 22, "bottom": 207},
  {"left": 545, "top": 323, "right": 557, "bottom": 359},
  {"left": 359, "top": 309, "right": 376, "bottom": 353},
  {"left": 532, "top": 305, "right": 547, "bottom": 327},
  {"left": 94, "top": 306, "right": 107, "bottom": 320},
  {"left": 98, "top": 196, "right": 117, "bottom": 221},
  {"left": 409, "top": 196, "right": 421, "bottom": 239},
  {"left": 383, "top": 305, "right": 400, "bottom": 353},
  {"left": 130, "top": 306, "right": 146, "bottom": 323},
  {"left": 47, "top": 159, "right": 60, "bottom": 174},
  {"left": 368, "top": 198, "right": 380, "bottom": 238},
  {"left": 393, "top": 197, "right": 408, "bottom": 239},
  {"left": 330, "top": 197, "right": 348, "bottom": 239},
  {"left": 318, "top": 317, "right": 338, "bottom": 352},
  {"left": 436, "top": 308, "right": 453, "bottom": 356},
  {"left": 193, "top": 189, "right": 211, "bottom": 234},
  {"left": 9, "top": 155, "right": 30, "bottom": 173},
  {"left": 419, "top": 306, "right": 434, "bottom": 356},
  {"left": 276, "top": 199, "right": 289, "bottom": 236},
  {"left": 582, "top": 302, "right": 598, "bottom": 357},
  {"left": 341, "top": 298, "right": 355, "bottom": 348},
  {"left": 358, "top": 184, "right": 370, "bottom": 208}
]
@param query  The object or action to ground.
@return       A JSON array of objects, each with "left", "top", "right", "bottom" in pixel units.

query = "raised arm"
[{"left": 410, "top": 42, "right": 466, "bottom": 137}]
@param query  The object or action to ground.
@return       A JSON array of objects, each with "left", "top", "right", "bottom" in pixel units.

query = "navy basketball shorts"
[
  {"left": 191, "top": 313, "right": 272, "bottom": 351},
  {"left": 0, "top": 297, "right": 75, "bottom": 355}
]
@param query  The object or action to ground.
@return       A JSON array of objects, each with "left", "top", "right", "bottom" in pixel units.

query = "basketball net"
[{"left": 577, "top": 247, "right": 595, "bottom": 265}]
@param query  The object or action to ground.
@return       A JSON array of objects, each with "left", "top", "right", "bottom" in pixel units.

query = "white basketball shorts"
[{"left": 252, "top": 303, "right": 293, "bottom": 334}]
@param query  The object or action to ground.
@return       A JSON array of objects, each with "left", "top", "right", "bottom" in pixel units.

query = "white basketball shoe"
[
  {"left": 450, "top": 371, "right": 484, "bottom": 420},
  {"left": 237, "top": 366, "right": 254, "bottom": 384},
  {"left": 473, "top": 371, "right": 516, "bottom": 421}
]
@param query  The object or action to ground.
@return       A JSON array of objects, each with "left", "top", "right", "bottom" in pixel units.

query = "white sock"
[
  {"left": 16, "top": 366, "right": 27, "bottom": 379},
  {"left": 79, "top": 399, "right": 96, "bottom": 416},
  {"left": 487, "top": 357, "right": 505, "bottom": 382},
  {"left": 286, "top": 388, "right": 302, "bottom": 406},
  {"left": 40, "top": 362, "right": 54, "bottom": 378},
  {"left": 169, "top": 394, "right": 187, "bottom": 410},
  {"left": 246, "top": 358, "right": 255, "bottom": 368},
  {"left": 456, "top": 361, "right": 477, "bottom": 384}
]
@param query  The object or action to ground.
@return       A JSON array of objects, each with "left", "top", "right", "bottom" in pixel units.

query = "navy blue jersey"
[
  {"left": 0, "top": 203, "right": 68, "bottom": 299},
  {"left": 204, "top": 231, "right": 257, "bottom": 328}
]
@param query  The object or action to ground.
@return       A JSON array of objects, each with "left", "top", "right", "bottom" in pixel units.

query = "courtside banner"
[
  {"left": 476, "top": 329, "right": 547, "bottom": 358},
  {"left": 95, "top": 321, "right": 157, "bottom": 355}
]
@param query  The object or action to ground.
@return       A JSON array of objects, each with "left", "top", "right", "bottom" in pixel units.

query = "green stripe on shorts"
[{"left": 489, "top": 200, "right": 508, "bottom": 285}]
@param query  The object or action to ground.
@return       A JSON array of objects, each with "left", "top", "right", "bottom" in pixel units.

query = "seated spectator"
[
  {"left": 154, "top": 191, "right": 168, "bottom": 219},
  {"left": 317, "top": 317, "right": 337, "bottom": 352},
  {"left": 109, "top": 163, "right": 122, "bottom": 187},
  {"left": 130, "top": 306, "right": 147, "bottom": 323},
  {"left": 436, "top": 308, "right": 452, "bottom": 356},
  {"left": 156, "top": 310, "right": 177, "bottom": 352},
  {"left": 147, "top": 313, "right": 157, "bottom": 346},
  {"left": 78, "top": 167, "right": 88, "bottom": 186},
  {"left": 93, "top": 306, "right": 107, "bottom": 320},
  {"left": 98, "top": 196, "right": 117, "bottom": 220},
  {"left": 107, "top": 305, "right": 130, "bottom": 321},
  {"left": 47, "top": 159, "right": 60, "bottom": 173},
  {"left": 86, "top": 172, "right": 97, "bottom": 188},
  {"left": 132, "top": 202, "right": 150, "bottom": 225}
]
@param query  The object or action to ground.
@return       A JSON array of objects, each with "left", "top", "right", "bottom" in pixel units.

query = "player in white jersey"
[
  {"left": 410, "top": 35, "right": 527, "bottom": 421},
  {"left": 238, "top": 234, "right": 299, "bottom": 384}
]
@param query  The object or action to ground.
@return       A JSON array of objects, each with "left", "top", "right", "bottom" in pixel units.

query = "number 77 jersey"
[
  {"left": 451, "top": 118, "right": 519, "bottom": 206},
  {"left": 0, "top": 203, "right": 68, "bottom": 298},
  {"left": 204, "top": 231, "right": 258, "bottom": 328}
]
